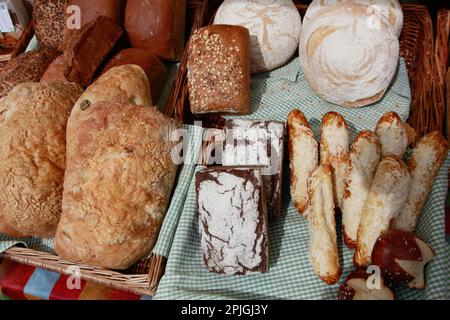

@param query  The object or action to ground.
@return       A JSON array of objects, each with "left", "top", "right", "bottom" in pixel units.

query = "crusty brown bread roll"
[
  {"left": 101, "top": 49, "right": 168, "bottom": 103},
  {"left": 320, "top": 112, "right": 349, "bottom": 209},
  {"left": 394, "top": 131, "right": 448, "bottom": 231},
  {"left": 33, "top": 0, "right": 68, "bottom": 51},
  {"left": 55, "top": 102, "right": 179, "bottom": 269},
  {"left": 41, "top": 55, "right": 69, "bottom": 83},
  {"left": 375, "top": 111, "right": 415, "bottom": 158},
  {"left": 354, "top": 155, "right": 411, "bottom": 267},
  {"left": 125, "top": 0, "right": 186, "bottom": 61},
  {"left": 342, "top": 131, "right": 381, "bottom": 248},
  {"left": 0, "top": 82, "right": 83, "bottom": 238},
  {"left": 0, "top": 48, "right": 60, "bottom": 98},
  {"left": 288, "top": 109, "right": 319, "bottom": 217},
  {"left": 308, "top": 165, "right": 341, "bottom": 285}
]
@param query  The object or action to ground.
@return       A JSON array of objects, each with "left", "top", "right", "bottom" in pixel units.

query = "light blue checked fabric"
[{"left": 155, "top": 58, "right": 449, "bottom": 300}]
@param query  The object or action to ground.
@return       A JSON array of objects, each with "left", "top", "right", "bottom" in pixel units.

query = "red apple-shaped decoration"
[
  {"left": 372, "top": 230, "right": 435, "bottom": 289},
  {"left": 338, "top": 269, "right": 394, "bottom": 300}
]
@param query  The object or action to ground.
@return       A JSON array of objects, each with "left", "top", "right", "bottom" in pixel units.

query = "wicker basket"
[{"left": 0, "top": 0, "right": 209, "bottom": 298}]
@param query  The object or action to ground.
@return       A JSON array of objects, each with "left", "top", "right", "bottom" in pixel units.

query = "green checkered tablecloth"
[{"left": 155, "top": 58, "right": 450, "bottom": 300}]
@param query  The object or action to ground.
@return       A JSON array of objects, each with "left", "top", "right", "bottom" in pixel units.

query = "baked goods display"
[
  {"left": 213, "top": 0, "right": 302, "bottom": 74},
  {"left": 300, "top": 3, "right": 400, "bottom": 108},
  {"left": 288, "top": 110, "right": 446, "bottom": 294},
  {"left": 101, "top": 48, "right": 168, "bottom": 103},
  {"left": 125, "top": 0, "right": 186, "bottom": 61},
  {"left": 308, "top": 165, "right": 341, "bottom": 285},
  {"left": 288, "top": 109, "right": 318, "bottom": 218},
  {"left": 187, "top": 25, "right": 251, "bottom": 115},
  {"left": 40, "top": 55, "right": 69, "bottom": 82},
  {"left": 196, "top": 167, "right": 269, "bottom": 275},
  {"left": 33, "top": 0, "right": 68, "bottom": 51},
  {"left": 222, "top": 119, "right": 285, "bottom": 219},
  {"left": 63, "top": 16, "right": 123, "bottom": 87},
  {"left": 0, "top": 48, "right": 60, "bottom": 98},
  {"left": 304, "top": 0, "right": 403, "bottom": 37},
  {"left": 0, "top": 82, "right": 83, "bottom": 238},
  {"left": 55, "top": 102, "right": 179, "bottom": 270}
]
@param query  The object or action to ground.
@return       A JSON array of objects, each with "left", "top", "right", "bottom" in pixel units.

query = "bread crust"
[
  {"left": 308, "top": 165, "right": 341, "bottom": 285},
  {"left": 56, "top": 102, "right": 179, "bottom": 269},
  {"left": 342, "top": 130, "right": 381, "bottom": 248},
  {"left": 354, "top": 155, "right": 411, "bottom": 267},
  {"left": 187, "top": 25, "right": 251, "bottom": 115},
  {"left": 320, "top": 112, "right": 349, "bottom": 209},
  {"left": 125, "top": 0, "right": 186, "bottom": 61},
  {"left": 288, "top": 109, "right": 319, "bottom": 217},
  {"left": 394, "top": 131, "right": 448, "bottom": 231},
  {"left": 0, "top": 48, "right": 60, "bottom": 98},
  {"left": 375, "top": 111, "right": 415, "bottom": 158},
  {"left": 41, "top": 55, "right": 69, "bottom": 83},
  {"left": 101, "top": 49, "right": 168, "bottom": 103},
  {"left": 0, "top": 82, "right": 83, "bottom": 238},
  {"left": 33, "top": 0, "right": 68, "bottom": 51}
]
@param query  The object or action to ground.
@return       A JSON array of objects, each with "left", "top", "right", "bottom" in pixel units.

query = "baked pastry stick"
[
  {"left": 308, "top": 165, "right": 341, "bottom": 285},
  {"left": 354, "top": 155, "right": 411, "bottom": 267},
  {"left": 342, "top": 131, "right": 381, "bottom": 248},
  {"left": 394, "top": 131, "right": 448, "bottom": 231},
  {"left": 375, "top": 111, "right": 415, "bottom": 158},
  {"left": 320, "top": 112, "right": 349, "bottom": 209},
  {"left": 288, "top": 109, "right": 319, "bottom": 218}
]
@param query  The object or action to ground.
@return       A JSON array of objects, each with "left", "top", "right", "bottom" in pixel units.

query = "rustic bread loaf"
[
  {"left": 0, "top": 82, "right": 83, "bottom": 238},
  {"left": 214, "top": 0, "right": 302, "bottom": 74},
  {"left": 394, "top": 131, "right": 448, "bottom": 232},
  {"left": 63, "top": 0, "right": 124, "bottom": 48},
  {"left": 288, "top": 109, "right": 318, "bottom": 218},
  {"left": 101, "top": 49, "right": 168, "bottom": 103},
  {"left": 299, "top": 4, "right": 399, "bottom": 108},
  {"left": 320, "top": 112, "right": 349, "bottom": 209},
  {"left": 342, "top": 131, "right": 381, "bottom": 248},
  {"left": 196, "top": 167, "right": 269, "bottom": 275},
  {"left": 33, "top": 0, "right": 68, "bottom": 51},
  {"left": 0, "top": 48, "right": 60, "bottom": 98},
  {"left": 69, "top": 65, "right": 151, "bottom": 127},
  {"left": 187, "top": 25, "right": 251, "bottom": 115},
  {"left": 41, "top": 55, "right": 69, "bottom": 82},
  {"left": 55, "top": 102, "right": 179, "bottom": 269},
  {"left": 308, "top": 165, "right": 341, "bottom": 285},
  {"left": 354, "top": 155, "right": 411, "bottom": 267},
  {"left": 125, "top": 0, "right": 186, "bottom": 61},
  {"left": 304, "top": 0, "right": 403, "bottom": 37},
  {"left": 64, "top": 16, "right": 123, "bottom": 87}
]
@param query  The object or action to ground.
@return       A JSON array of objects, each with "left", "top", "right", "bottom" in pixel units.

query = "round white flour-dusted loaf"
[
  {"left": 299, "top": 4, "right": 399, "bottom": 108},
  {"left": 213, "top": 0, "right": 302, "bottom": 74},
  {"left": 304, "top": 0, "right": 403, "bottom": 37}
]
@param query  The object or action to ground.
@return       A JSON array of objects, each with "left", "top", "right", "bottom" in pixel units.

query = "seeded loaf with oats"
[
  {"left": 187, "top": 25, "right": 251, "bottom": 115},
  {"left": 0, "top": 82, "right": 83, "bottom": 238},
  {"left": 56, "top": 102, "right": 179, "bottom": 269}
]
